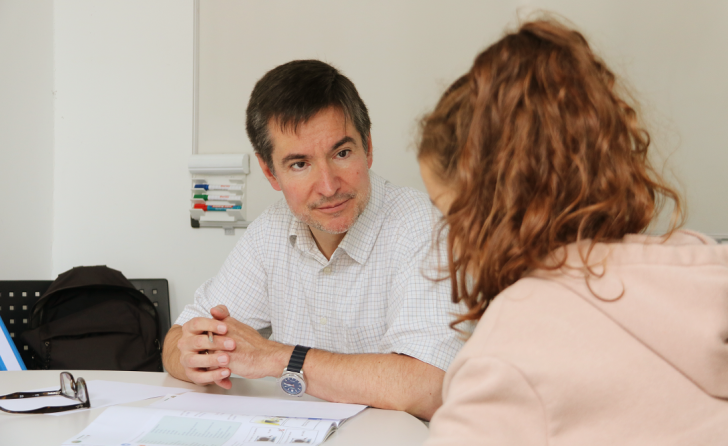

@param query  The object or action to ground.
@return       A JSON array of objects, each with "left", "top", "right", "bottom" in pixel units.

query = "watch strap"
[{"left": 286, "top": 345, "right": 311, "bottom": 374}]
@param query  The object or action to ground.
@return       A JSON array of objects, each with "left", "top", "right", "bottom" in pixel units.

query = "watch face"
[{"left": 280, "top": 375, "right": 304, "bottom": 396}]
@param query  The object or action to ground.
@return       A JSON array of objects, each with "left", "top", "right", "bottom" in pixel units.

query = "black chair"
[{"left": 0, "top": 279, "right": 171, "bottom": 369}]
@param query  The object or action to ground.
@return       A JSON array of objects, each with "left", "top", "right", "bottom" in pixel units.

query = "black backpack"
[{"left": 20, "top": 266, "right": 163, "bottom": 371}]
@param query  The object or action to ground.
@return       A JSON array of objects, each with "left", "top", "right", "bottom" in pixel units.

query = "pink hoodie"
[{"left": 426, "top": 230, "right": 728, "bottom": 445}]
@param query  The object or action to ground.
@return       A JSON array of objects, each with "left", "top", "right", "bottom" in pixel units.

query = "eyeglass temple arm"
[
  {"left": 0, "top": 402, "right": 86, "bottom": 414},
  {"left": 0, "top": 390, "right": 62, "bottom": 400}
]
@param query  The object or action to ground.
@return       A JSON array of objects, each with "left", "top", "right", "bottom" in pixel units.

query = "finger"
[
  {"left": 218, "top": 337, "right": 236, "bottom": 351},
  {"left": 195, "top": 334, "right": 235, "bottom": 352},
  {"left": 210, "top": 305, "right": 231, "bottom": 320},
  {"left": 205, "top": 339, "right": 235, "bottom": 352},
  {"left": 179, "top": 332, "right": 221, "bottom": 354},
  {"left": 214, "top": 377, "right": 233, "bottom": 390},
  {"left": 185, "top": 317, "right": 227, "bottom": 336},
  {"left": 215, "top": 352, "right": 230, "bottom": 367},
  {"left": 181, "top": 351, "right": 229, "bottom": 369},
  {"left": 186, "top": 367, "right": 231, "bottom": 386}
]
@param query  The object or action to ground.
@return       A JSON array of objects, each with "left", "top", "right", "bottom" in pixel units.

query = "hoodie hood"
[{"left": 530, "top": 230, "right": 728, "bottom": 398}]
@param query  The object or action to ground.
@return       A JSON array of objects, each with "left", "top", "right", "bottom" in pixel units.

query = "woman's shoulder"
[{"left": 457, "top": 277, "right": 581, "bottom": 357}]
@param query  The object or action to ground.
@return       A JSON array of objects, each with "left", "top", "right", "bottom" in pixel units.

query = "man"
[{"left": 163, "top": 60, "right": 463, "bottom": 420}]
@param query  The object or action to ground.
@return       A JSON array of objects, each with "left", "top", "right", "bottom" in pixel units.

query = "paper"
[
  {"left": 0, "top": 317, "right": 25, "bottom": 371},
  {"left": 62, "top": 406, "right": 337, "bottom": 446},
  {"left": 150, "top": 392, "right": 367, "bottom": 425},
  {"left": 0, "top": 380, "right": 192, "bottom": 415}
]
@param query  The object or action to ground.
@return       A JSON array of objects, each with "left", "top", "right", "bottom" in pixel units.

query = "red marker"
[{"left": 193, "top": 203, "right": 242, "bottom": 212}]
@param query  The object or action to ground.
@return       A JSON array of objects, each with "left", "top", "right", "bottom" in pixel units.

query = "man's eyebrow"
[
  {"left": 330, "top": 136, "right": 356, "bottom": 152},
  {"left": 281, "top": 153, "right": 309, "bottom": 165},
  {"left": 280, "top": 136, "right": 356, "bottom": 166}
]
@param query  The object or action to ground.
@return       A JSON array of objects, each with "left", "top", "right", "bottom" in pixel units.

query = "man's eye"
[
  {"left": 336, "top": 149, "right": 351, "bottom": 158},
  {"left": 291, "top": 162, "right": 306, "bottom": 169}
]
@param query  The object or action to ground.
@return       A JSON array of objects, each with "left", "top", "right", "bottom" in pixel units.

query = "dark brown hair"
[
  {"left": 418, "top": 19, "right": 682, "bottom": 328},
  {"left": 246, "top": 60, "right": 371, "bottom": 171}
]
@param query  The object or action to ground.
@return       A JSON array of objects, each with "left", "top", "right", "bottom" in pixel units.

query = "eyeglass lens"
[
  {"left": 60, "top": 372, "right": 75, "bottom": 398},
  {"left": 76, "top": 378, "right": 88, "bottom": 404},
  {"left": 59, "top": 372, "right": 89, "bottom": 404}
]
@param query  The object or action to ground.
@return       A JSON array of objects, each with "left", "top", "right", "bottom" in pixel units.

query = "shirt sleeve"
[
  {"left": 425, "top": 357, "right": 548, "bottom": 446},
  {"left": 174, "top": 218, "right": 270, "bottom": 329},
  {"left": 378, "top": 202, "right": 467, "bottom": 371}
]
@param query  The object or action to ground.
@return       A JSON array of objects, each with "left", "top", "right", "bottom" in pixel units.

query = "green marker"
[{"left": 193, "top": 193, "right": 242, "bottom": 201}]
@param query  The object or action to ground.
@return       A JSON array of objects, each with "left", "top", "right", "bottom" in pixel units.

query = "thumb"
[{"left": 210, "top": 304, "right": 230, "bottom": 320}]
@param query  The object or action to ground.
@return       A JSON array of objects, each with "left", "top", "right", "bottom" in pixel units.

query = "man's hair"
[
  {"left": 246, "top": 60, "right": 371, "bottom": 170},
  {"left": 418, "top": 19, "right": 683, "bottom": 329}
]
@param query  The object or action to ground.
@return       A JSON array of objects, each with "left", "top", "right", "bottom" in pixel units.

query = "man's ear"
[
  {"left": 256, "top": 154, "right": 281, "bottom": 191},
  {"left": 366, "top": 134, "right": 373, "bottom": 169}
]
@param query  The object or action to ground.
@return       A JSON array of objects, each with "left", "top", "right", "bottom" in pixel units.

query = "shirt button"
[
  {"left": 320, "top": 317, "right": 327, "bottom": 325},
  {"left": 322, "top": 267, "right": 332, "bottom": 274}
]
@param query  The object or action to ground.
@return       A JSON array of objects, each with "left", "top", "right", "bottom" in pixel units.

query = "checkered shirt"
[{"left": 176, "top": 171, "right": 465, "bottom": 371}]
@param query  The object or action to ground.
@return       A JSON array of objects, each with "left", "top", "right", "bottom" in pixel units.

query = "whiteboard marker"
[
  {"left": 194, "top": 184, "right": 243, "bottom": 191},
  {"left": 194, "top": 193, "right": 242, "bottom": 201},
  {"left": 193, "top": 203, "right": 242, "bottom": 211}
]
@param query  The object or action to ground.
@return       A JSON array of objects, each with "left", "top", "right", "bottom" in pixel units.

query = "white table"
[{"left": 0, "top": 370, "right": 429, "bottom": 446}]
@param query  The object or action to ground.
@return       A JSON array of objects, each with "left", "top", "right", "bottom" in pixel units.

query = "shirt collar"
[
  {"left": 288, "top": 212, "right": 316, "bottom": 255},
  {"left": 287, "top": 170, "right": 385, "bottom": 265}
]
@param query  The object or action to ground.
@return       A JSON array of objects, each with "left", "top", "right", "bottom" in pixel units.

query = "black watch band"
[{"left": 286, "top": 345, "right": 311, "bottom": 374}]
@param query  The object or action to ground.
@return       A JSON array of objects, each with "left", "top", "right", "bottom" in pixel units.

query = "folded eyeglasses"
[{"left": 0, "top": 371, "right": 90, "bottom": 414}]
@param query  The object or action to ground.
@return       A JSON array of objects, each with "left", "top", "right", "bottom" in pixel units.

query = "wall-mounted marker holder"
[{"left": 189, "top": 154, "right": 250, "bottom": 235}]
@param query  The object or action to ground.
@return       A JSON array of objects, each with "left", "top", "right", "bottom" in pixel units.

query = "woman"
[{"left": 418, "top": 19, "right": 728, "bottom": 445}]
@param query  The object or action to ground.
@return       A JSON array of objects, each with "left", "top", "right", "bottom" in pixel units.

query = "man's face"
[{"left": 258, "top": 107, "right": 373, "bottom": 236}]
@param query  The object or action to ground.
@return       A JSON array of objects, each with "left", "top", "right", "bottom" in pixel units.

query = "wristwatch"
[{"left": 278, "top": 345, "right": 311, "bottom": 397}]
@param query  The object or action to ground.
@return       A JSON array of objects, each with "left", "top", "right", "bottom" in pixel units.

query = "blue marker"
[
  {"left": 194, "top": 184, "right": 243, "bottom": 191},
  {"left": 208, "top": 205, "right": 241, "bottom": 211}
]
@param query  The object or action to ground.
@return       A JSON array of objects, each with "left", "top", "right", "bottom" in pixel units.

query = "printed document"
[
  {"left": 62, "top": 406, "right": 338, "bottom": 446},
  {"left": 151, "top": 392, "right": 366, "bottom": 426}
]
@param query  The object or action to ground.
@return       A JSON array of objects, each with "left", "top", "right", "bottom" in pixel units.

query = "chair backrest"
[
  {"left": 0, "top": 278, "right": 171, "bottom": 370},
  {"left": 128, "top": 279, "right": 172, "bottom": 345}
]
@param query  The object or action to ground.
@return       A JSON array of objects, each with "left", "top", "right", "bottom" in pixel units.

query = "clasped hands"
[{"left": 177, "top": 305, "right": 293, "bottom": 389}]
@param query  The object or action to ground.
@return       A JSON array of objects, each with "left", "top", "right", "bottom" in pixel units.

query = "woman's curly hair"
[{"left": 418, "top": 19, "right": 683, "bottom": 329}]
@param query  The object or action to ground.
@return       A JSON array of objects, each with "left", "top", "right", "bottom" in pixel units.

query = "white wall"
[
  {"left": 52, "top": 0, "right": 235, "bottom": 319},
  {"left": 0, "top": 0, "right": 54, "bottom": 280},
  {"left": 199, "top": 0, "right": 728, "bottom": 235}
]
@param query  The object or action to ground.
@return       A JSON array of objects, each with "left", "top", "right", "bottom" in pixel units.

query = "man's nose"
[{"left": 316, "top": 163, "right": 341, "bottom": 197}]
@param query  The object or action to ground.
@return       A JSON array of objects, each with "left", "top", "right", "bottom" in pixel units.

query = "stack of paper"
[
  {"left": 151, "top": 392, "right": 366, "bottom": 426},
  {"left": 63, "top": 392, "right": 368, "bottom": 446},
  {"left": 63, "top": 406, "right": 340, "bottom": 446}
]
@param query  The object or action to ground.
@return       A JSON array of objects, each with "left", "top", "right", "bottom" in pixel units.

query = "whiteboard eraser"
[{"left": 189, "top": 154, "right": 250, "bottom": 175}]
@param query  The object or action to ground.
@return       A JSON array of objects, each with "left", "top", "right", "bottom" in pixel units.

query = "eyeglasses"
[{"left": 0, "top": 371, "right": 90, "bottom": 414}]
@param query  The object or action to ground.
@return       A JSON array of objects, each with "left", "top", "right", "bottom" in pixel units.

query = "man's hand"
[
  {"left": 210, "top": 305, "right": 293, "bottom": 379},
  {"left": 175, "top": 314, "right": 235, "bottom": 388},
  {"left": 162, "top": 306, "right": 445, "bottom": 419}
]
